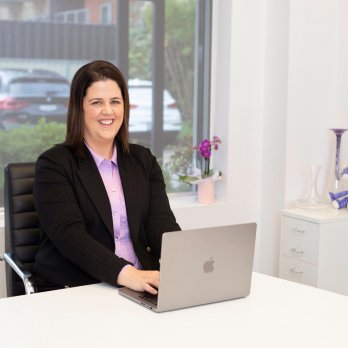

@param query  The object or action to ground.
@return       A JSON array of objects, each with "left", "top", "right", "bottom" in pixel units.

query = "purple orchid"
[{"left": 194, "top": 136, "right": 222, "bottom": 177}]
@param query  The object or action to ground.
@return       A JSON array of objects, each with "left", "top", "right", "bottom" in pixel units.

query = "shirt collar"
[{"left": 85, "top": 142, "right": 117, "bottom": 167}]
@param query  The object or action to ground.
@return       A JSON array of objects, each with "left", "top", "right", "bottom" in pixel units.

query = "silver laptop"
[{"left": 118, "top": 223, "right": 256, "bottom": 312}]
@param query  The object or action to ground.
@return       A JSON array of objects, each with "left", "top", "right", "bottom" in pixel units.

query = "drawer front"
[
  {"left": 280, "top": 236, "right": 318, "bottom": 265},
  {"left": 279, "top": 256, "right": 317, "bottom": 286},
  {"left": 282, "top": 216, "right": 319, "bottom": 244}
]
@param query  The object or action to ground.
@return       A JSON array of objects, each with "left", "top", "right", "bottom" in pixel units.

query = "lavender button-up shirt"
[{"left": 86, "top": 144, "right": 142, "bottom": 269}]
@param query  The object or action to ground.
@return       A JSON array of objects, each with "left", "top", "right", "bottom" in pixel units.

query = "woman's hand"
[{"left": 117, "top": 266, "right": 160, "bottom": 295}]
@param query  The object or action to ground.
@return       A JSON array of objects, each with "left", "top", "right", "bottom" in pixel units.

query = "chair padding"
[{"left": 4, "top": 163, "right": 39, "bottom": 296}]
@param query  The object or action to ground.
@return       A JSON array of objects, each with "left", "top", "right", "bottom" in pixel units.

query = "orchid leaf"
[{"left": 179, "top": 175, "right": 201, "bottom": 184}]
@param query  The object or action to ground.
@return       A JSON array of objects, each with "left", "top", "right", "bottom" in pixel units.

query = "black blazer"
[{"left": 33, "top": 142, "right": 181, "bottom": 288}]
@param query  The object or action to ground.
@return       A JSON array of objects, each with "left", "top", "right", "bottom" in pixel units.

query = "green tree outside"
[{"left": 0, "top": 119, "right": 66, "bottom": 204}]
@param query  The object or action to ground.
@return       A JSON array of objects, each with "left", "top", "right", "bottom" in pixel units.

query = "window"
[
  {"left": 100, "top": 3, "right": 113, "bottom": 25},
  {"left": 0, "top": 0, "right": 212, "bottom": 205},
  {"left": 54, "top": 9, "right": 89, "bottom": 24}
]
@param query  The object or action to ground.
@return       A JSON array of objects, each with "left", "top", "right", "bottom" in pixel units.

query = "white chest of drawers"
[{"left": 279, "top": 208, "right": 348, "bottom": 296}]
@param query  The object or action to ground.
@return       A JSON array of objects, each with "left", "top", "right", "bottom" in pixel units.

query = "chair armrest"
[{"left": 3, "top": 252, "right": 37, "bottom": 295}]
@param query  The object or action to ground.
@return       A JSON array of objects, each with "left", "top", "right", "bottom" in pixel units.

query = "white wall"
[
  {"left": 174, "top": 0, "right": 348, "bottom": 277},
  {"left": 286, "top": 0, "right": 348, "bottom": 201},
  {"left": 258, "top": 0, "right": 289, "bottom": 274},
  {"left": 286, "top": 0, "right": 337, "bottom": 202}
]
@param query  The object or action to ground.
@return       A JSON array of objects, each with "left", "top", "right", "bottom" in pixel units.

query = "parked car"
[
  {"left": 0, "top": 68, "right": 70, "bottom": 130},
  {"left": 128, "top": 79, "right": 182, "bottom": 136}
]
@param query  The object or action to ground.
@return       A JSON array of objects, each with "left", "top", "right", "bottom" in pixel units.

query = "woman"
[{"left": 33, "top": 60, "right": 181, "bottom": 295}]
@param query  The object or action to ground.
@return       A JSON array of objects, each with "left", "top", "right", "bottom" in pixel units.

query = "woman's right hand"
[{"left": 117, "top": 265, "right": 160, "bottom": 295}]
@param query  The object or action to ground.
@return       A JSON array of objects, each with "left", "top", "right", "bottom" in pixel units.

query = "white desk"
[{"left": 0, "top": 273, "right": 347, "bottom": 348}]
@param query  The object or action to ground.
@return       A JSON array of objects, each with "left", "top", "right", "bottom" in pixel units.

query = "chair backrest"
[{"left": 4, "top": 162, "right": 39, "bottom": 296}]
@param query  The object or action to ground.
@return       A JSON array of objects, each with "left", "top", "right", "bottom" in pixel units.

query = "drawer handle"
[
  {"left": 290, "top": 267, "right": 303, "bottom": 275},
  {"left": 293, "top": 227, "right": 305, "bottom": 233},
  {"left": 290, "top": 247, "right": 304, "bottom": 254}
]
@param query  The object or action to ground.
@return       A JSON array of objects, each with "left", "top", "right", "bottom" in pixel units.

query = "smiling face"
[{"left": 82, "top": 79, "right": 124, "bottom": 157}]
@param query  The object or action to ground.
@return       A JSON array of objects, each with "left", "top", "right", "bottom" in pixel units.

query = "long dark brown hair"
[{"left": 64, "top": 60, "right": 130, "bottom": 155}]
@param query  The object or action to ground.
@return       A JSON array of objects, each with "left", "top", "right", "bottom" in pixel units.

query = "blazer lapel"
[{"left": 76, "top": 147, "right": 114, "bottom": 238}]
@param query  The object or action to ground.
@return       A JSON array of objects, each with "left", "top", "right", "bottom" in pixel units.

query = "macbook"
[{"left": 118, "top": 223, "right": 256, "bottom": 312}]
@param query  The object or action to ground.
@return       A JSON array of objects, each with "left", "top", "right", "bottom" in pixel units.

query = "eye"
[
  {"left": 111, "top": 99, "right": 121, "bottom": 105},
  {"left": 91, "top": 100, "right": 102, "bottom": 105}
]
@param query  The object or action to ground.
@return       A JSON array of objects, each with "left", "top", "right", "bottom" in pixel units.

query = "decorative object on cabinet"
[
  {"left": 327, "top": 128, "right": 348, "bottom": 209},
  {"left": 330, "top": 128, "right": 347, "bottom": 189},
  {"left": 279, "top": 208, "right": 348, "bottom": 296},
  {"left": 328, "top": 190, "right": 348, "bottom": 209},
  {"left": 295, "top": 165, "right": 327, "bottom": 209}
]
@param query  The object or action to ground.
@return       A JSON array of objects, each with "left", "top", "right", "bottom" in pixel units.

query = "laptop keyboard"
[{"left": 139, "top": 292, "right": 158, "bottom": 306}]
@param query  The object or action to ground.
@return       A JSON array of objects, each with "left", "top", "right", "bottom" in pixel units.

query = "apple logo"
[{"left": 203, "top": 257, "right": 215, "bottom": 273}]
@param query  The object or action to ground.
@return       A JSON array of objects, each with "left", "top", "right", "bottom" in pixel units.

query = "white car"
[{"left": 128, "top": 79, "right": 182, "bottom": 134}]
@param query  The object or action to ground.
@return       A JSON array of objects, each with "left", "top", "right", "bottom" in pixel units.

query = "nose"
[{"left": 102, "top": 103, "right": 114, "bottom": 115}]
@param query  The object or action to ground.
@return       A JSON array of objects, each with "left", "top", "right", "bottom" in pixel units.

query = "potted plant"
[{"left": 180, "top": 136, "right": 222, "bottom": 204}]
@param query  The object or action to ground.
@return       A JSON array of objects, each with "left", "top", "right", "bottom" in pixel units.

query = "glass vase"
[
  {"left": 327, "top": 128, "right": 348, "bottom": 209},
  {"left": 330, "top": 128, "right": 348, "bottom": 191},
  {"left": 296, "top": 165, "right": 327, "bottom": 209}
]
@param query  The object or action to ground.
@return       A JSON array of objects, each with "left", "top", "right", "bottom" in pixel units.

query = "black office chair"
[{"left": 3, "top": 162, "right": 38, "bottom": 296}]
